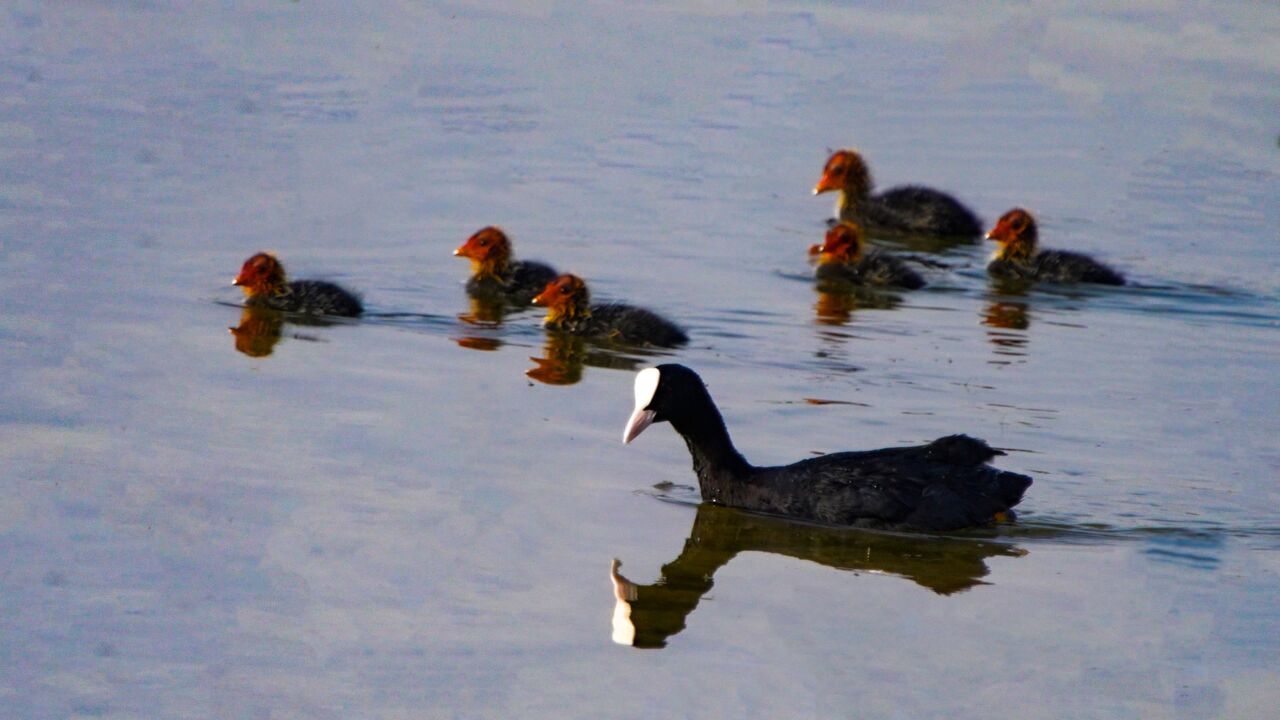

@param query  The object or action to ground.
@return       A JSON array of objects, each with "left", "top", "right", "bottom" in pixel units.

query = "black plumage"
[{"left": 623, "top": 365, "right": 1031, "bottom": 531}]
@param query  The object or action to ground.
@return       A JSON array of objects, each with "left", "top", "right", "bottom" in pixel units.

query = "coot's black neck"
[{"left": 666, "top": 391, "right": 753, "bottom": 502}]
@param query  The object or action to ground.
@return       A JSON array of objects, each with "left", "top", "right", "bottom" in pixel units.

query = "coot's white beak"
[
  {"left": 623, "top": 407, "right": 655, "bottom": 444},
  {"left": 622, "top": 367, "right": 661, "bottom": 444}
]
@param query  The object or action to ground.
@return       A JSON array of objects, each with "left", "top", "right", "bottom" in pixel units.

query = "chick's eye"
[
  {"left": 560, "top": 284, "right": 571, "bottom": 295},
  {"left": 477, "top": 238, "right": 488, "bottom": 246}
]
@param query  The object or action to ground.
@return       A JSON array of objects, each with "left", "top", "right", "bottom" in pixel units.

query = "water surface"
[{"left": 2, "top": 2, "right": 1279, "bottom": 718}]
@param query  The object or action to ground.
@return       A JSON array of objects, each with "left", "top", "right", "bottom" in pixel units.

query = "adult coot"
[{"left": 622, "top": 364, "right": 1031, "bottom": 531}]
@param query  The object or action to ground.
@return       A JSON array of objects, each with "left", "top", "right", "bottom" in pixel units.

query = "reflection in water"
[
  {"left": 609, "top": 504, "right": 1025, "bottom": 648},
  {"left": 813, "top": 284, "right": 902, "bottom": 326},
  {"left": 525, "top": 333, "right": 649, "bottom": 386},
  {"left": 227, "top": 307, "right": 333, "bottom": 358},
  {"left": 454, "top": 297, "right": 510, "bottom": 352},
  {"left": 981, "top": 299, "right": 1030, "bottom": 361},
  {"left": 526, "top": 333, "right": 586, "bottom": 385},
  {"left": 229, "top": 307, "right": 284, "bottom": 357},
  {"left": 457, "top": 295, "right": 509, "bottom": 326}
]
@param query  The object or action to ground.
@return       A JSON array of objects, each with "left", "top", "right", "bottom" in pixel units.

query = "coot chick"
[
  {"left": 454, "top": 226, "right": 558, "bottom": 305},
  {"left": 531, "top": 274, "right": 688, "bottom": 348},
  {"left": 232, "top": 252, "right": 363, "bottom": 317},
  {"left": 814, "top": 222, "right": 926, "bottom": 290},
  {"left": 813, "top": 149, "right": 982, "bottom": 239},
  {"left": 622, "top": 364, "right": 1031, "bottom": 531},
  {"left": 986, "top": 208, "right": 1125, "bottom": 285}
]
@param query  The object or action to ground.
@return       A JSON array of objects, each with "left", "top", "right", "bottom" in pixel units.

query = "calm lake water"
[{"left": 3, "top": 2, "right": 1279, "bottom": 718}]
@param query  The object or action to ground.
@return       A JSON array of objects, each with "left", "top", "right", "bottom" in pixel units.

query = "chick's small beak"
[
  {"left": 232, "top": 276, "right": 243, "bottom": 286},
  {"left": 812, "top": 172, "right": 839, "bottom": 195},
  {"left": 453, "top": 244, "right": 468, "bottom": 257}
]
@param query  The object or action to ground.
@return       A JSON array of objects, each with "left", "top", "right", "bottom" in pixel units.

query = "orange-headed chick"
[
  {"left": 986, "top": 208, "right": 1125, "bottom": 285},
  {"left": 232, "top": 252, "right": 363, "bottom": 316},
  {"left": 453, "top": 226, "right": 558, "bottom": 305},
  {"left": 814, "top": 149, "right": 982, "bottom": 239},
  {"left": 531, "top": 274, "right": 688, "bottom": 348},
  {"left": 814, "top": 222, "right": 925, "bottom": 290}
]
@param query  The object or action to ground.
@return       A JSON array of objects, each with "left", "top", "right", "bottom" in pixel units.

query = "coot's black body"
[{"left": 624, "top": 365, "right": 1031, "bottom": 531}]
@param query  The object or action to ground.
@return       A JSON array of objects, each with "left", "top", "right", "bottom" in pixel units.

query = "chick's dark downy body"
[
  {"left": 454, "top": 226, "right": 558, "bottom": 305},
  {"left": 814, "top": 149, "right": 982, "bottom": 239},
  {"left": 986, "top": 208, "right": 1125, "bottom": 286},
  {"left": 814, "top": 222, "right": 926, "bottom": 290},
  {"left": 233, "top": 252, "right": 363, "bottom": 317},
  {"left": 532, "top": 274, "right": 687, "bottom": 348}
]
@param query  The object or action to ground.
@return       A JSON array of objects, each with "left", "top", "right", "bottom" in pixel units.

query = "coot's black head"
[{"left": 622, "top": 364, "right": 709, "bottom": 444}]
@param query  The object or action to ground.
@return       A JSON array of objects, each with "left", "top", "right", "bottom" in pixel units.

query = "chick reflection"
[
  {"left": 525, "top": 334, "right": 646, "bottom": 386},
  {"left": 229, "top": 307, "right": 284, "bottom": 357},
  {"left": 610, "top": 504, "right": 1025, "bottom": 648},
  {"left": 981, "top": 300, "right": 1030, "bottom": 359},
  {"left": 228, "top": 307, "right": 332, "bottom": 358},
  {"left": 453, "top": 297, "right": 510, "bottom": 352},
  {"left": 457, "top": 295, "right": 509, "bottom": 326},
  {"left": 814, "top": 286, "right": 901, "bottom": 326},
  {"left": 526, "top": 333, "right": 587, "bottom": 385}
]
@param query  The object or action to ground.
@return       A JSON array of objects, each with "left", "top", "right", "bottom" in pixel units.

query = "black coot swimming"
[
  {"left": 986, "top": 208, "right": 1126, "bottom": 286},
  {"left": 532, "top": 274, "right": 688, "bottom": 348},
  {"left": 233, "top": 252, "right": 363, "bottom": 317},
  {"left": 454, "top": 226, "right": 558, "bottom": 305},
  {"left": 814, "top": 221, "right": 926, "bottom": 290},
  {"left": 622, "top": 364, "right": 1031, "bottom": 531},
  {"left": 813, "top": 149, "right": 982, "bottom": 239}
]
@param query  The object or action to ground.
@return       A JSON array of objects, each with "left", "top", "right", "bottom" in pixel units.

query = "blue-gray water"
[{"left": 2, "top": 2, "right": 1278, "bottom": 718}]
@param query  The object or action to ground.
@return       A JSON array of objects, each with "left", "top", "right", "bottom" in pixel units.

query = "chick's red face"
[
  {"left": 986, "top": 209, "right": 1032, "bottom": 244},
  {"left": 531, "top": 274, "right": 584, "bottom": 308},
  {"left": 818, "top": 224, "right": 861, "bottom": 259},
  {"left": 234, "top": 252, "right": 283, "bottom": 290},
  {"left": 813, "top": 150, "right": 858, "bottom": 194},
  {"left": 454, "top": 227, "right": 509, "bottom": 261}
]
